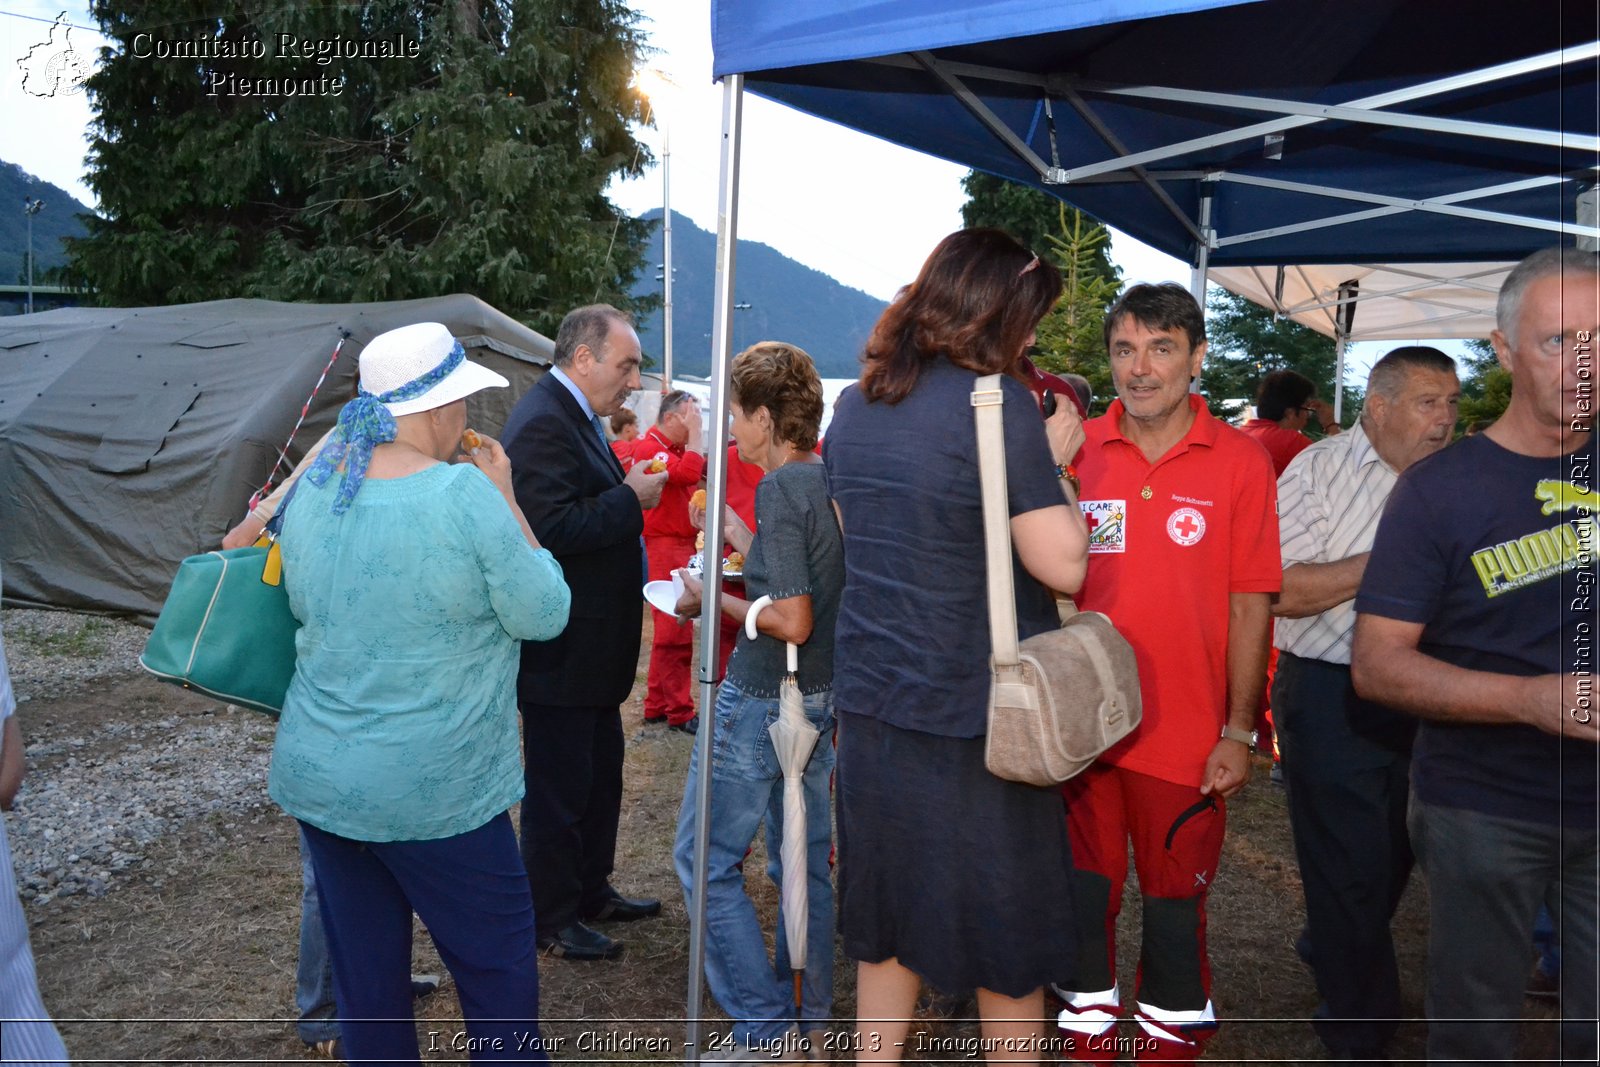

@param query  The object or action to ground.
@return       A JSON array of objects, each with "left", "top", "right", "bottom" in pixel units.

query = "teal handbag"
[{"left": 139, "top": 488, "right": 299, "bottom": 715}]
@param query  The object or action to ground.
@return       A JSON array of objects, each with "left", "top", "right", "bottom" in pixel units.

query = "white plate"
[{"left": 643, "top": 576, "right": 685, "bottom": 617}]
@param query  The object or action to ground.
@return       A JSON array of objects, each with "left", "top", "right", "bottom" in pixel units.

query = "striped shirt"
[
  {"left": 1275, "top": 420, "right": 1396, "bottom": 664},
  {"left": 0, "top": 580, "right": 72, "bottom": 1063}
]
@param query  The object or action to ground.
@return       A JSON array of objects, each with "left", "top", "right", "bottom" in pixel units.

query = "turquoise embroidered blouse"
[{"left": 267, "top": 462, "right": 570, "bottom": 841}]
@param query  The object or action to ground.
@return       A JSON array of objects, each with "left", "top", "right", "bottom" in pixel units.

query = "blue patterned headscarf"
[{"left": 305, "top": 340, "right": 466, "bottom": 514}]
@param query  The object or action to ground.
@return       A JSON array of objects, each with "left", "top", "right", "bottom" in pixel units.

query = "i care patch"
[{"left": 1080, "top": 499, "right": 1126, "bottom": 554}]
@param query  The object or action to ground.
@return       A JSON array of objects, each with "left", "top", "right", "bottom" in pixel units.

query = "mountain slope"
[
  {"left": 0, "top": 163, "right": 92, "bottom": 283},
  {"left": 629, "top": 209, "right": 886, "bottom": 380}
]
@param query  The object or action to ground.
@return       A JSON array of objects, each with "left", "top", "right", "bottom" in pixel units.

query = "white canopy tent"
[{"left": 1208, "top": 262, "right": 1511, "bottom": 418}]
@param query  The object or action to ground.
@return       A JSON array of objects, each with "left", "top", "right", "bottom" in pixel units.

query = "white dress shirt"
[{"left": 1275, "top": 420, "right": 1397, "bottom": 664}]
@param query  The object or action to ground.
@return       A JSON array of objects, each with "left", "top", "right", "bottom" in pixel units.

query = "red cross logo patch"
[{"left": 1166, "top": 506, "right": 1206, "bottom": 546}]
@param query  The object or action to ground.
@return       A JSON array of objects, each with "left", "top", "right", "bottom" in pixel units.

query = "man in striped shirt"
[{"left": 1270, "top": 345, "right": 1460, "bottom": 1063}]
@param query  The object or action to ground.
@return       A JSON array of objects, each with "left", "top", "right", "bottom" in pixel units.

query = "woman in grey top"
[{"left": 672, "top": 341, "right": 844, "bottom": 1061}]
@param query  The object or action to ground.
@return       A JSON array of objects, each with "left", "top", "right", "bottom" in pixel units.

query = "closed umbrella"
[
  {"left": 748, "top": 604, "right": 821, "bottom": 1019},
  {"left": 769, "top": 640, "right": 820, "bottom": 1017}
]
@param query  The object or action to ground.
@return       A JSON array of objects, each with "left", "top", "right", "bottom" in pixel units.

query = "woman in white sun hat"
[{"left": 267, "top": 321, "right": 570, "bottom": 1064}]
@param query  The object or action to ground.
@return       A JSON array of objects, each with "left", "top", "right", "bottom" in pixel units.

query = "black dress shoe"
[
  {"left": 669, "top": 716, "right": 699, "bottom": 735},
  {"left": 582, "top": 888, "right": 662, "bottom": 923},
  {"left": 537, "top": 921, "right": 623, "bottom": 961}
]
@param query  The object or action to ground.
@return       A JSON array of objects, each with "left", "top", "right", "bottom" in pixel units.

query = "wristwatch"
[{"left": 1220, "top": 724, "right": 1257, "bottom": 749}]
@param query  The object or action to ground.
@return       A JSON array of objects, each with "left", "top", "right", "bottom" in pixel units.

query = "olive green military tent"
[{"left": 0, "top": 295, "right": 553, "bottom": 620}]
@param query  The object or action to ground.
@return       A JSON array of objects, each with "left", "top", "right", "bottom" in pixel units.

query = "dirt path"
[{"left": 9, "top": 615, "right": 1565, "bottom": 1064}]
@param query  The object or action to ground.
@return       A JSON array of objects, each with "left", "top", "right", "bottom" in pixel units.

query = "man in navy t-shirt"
[{"left": 1352, "top": 247, "right": 1599, "bottom": 1065}]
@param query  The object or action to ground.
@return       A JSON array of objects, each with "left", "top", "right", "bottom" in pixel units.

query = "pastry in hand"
[
  {"left": 461, "top": 428, "right": 484, "bottom": 454},
  {"left": 646, "top": 457, "right": 668, "bottom": 474},
  {"left": 696, "top": 531, "right": 706, "bottom": 550},
  {"left": 725, "top": 551, "right": 745, "bottom": 572},
  {"left": 690, "top": 488, "right": 707, "bottom": 510}
]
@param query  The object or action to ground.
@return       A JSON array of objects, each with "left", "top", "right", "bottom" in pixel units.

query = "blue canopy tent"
[{"left": 681, "top": 2, "right": 1599, "bottom": 1052}]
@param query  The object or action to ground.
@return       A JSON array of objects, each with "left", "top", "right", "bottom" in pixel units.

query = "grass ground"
[{"left": 16, "top": 610, "right": 1567, "bottom": 1063}]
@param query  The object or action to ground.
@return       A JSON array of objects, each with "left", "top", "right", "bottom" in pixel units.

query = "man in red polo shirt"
[
  {"left": 1241, "top": 369, "right": 1340, "bottom": 477},
  {"left": 1056, "top": 283, "right": 1280, "bottom": 1063},
  {"left": 625, "top": 390, "right": 706, "bottom": 731}
]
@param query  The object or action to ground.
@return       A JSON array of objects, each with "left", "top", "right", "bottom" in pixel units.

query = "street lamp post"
[
  {"left": 636, "top": 68, "right": 681, "bottom": 391},
  {"left": 661, "top": 113, "right": 674, "bottom": 390},
  {"left": 24, "top": 198, "right": 45, "bottom": 315}
]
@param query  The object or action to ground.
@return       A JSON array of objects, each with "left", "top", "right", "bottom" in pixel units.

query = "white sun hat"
[{"left": 359, "top": 322, "right": 509, "bottom": 417}]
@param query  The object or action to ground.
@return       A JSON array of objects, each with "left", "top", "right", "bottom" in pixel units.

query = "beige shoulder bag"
[{"left": 972, "top": 374, "right": 1142, "bottom": 786}]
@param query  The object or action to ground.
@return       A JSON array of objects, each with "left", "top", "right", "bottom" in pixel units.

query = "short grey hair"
[
  {"left": 1496, "top": 247, "right": 1600, "bottom": 345},
  {"left": 1366, "top": 345, "right": 1458, "bottom": 401},
  {"left": 657, "top": 389, "right": 696, "bottom": 421},
  {"left": 553, "top": 304, "right": 633, "bottom": 367}
]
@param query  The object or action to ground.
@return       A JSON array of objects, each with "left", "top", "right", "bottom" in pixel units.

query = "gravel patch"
[
  {"left": 3, "top": 608, "right": 275, "bottom": 908},
  {"left": 2, "top": 608, "right": 150, "bottom": 700}
]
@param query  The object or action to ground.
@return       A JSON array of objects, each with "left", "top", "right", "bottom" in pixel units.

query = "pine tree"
[
  {"left": 1033, "top": 205, "right": 1120, "bottom": 414},
  {"left": 1458, "top": 338, "right": 1510, "bottom": 431},
  {"left": 68, "top": 1, "right": 651, "bottom": 335},
  {"left": 961, "top": 172, "right": 1122, "bottom": 412}
]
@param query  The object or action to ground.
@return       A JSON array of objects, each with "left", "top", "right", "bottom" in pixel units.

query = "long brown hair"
[{"left": 859, "top": 228, "right": 1062, "bottom": 404}]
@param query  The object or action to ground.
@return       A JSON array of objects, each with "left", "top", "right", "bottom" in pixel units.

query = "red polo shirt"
[
  {"left": 723, "top": 444, "right": 763, "bottom": 529},
  {"left": 1074, "top": 394, "right": 1281, "bottom": 787},
  {"left": 624, "top": 425, "right": 707, "bottom": 540},
  {"left": 1240, "top": 418, "right": 1312, "bottom": 476}
]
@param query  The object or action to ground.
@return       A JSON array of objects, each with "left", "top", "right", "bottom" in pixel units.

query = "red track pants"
[
  {"left": 1060, "top": 763, "right": 1226, "bottom": 1062},
  {"left": 643, "top": 535, "right": 696, "bottom": 724}
]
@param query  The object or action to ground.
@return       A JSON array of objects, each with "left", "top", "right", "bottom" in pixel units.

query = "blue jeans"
[
  {"left": 296, "top": 826, "right": 339, "bottom": 1044},
  {"left": 300, "top": 813, "right": 548, "bottom": 1065},
  {"left": 674, "top": 679, "right": 836, "bottom": 1046}
]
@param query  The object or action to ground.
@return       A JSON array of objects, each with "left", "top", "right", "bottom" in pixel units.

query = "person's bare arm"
[
  {"left": 1013, "top": 505, "right": 1089, "bottom": 595},
  {"left": 1352, "top": 614, "right": 1599, "bottom": 742},
  {"left": 688, "top": 500, "right": 754, "bottom": 555},
  {"left": 1273, "top": 553, "right": 1371, "bottom": 618},
  {"left": 221, "top": 514, "right": 269, "bottom": 550},
  {"left": 675, "top": 573, "right": 814, "bottom": 644},
  {"left": 0, "top": 717, "right": 25, "bottom": 811},
  {"left": 1202, "top": 591, "right": 1272, "bottom": 797}
]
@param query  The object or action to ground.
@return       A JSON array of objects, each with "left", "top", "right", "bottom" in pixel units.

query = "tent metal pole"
[
  {"left": 1057, "top": 42, "right": 1599, "bottom": 184},
  {"left": 662, "top": 114, "right": 674, "bottom": 390},
  {"left": 912, "top": 51, "right": 1063, "bottom": 182},
  {"left": 1333, "top": 333, "right": 1348, "bottom": 424},
  {"left": 1058, "top": 85, "right": 1205, "bottom": 244},
  {"left": 1333, "top": 279, "right": 1358, "bottom": 423},
  {"left": 686, "top": 72, "right": 744, "bottom": 1065},
  {"left": 1189, "top": 186, "right": 1213, "bottom": 395},
  {"left": 1217, "top": 171, "right": 1597, "bottom": 241},
  {"left": 1101, "top": 81, "right": 1598, "bottom": 152},
  {"left": 1215, "top": 174, "right": 1572, "bottom": 248},
  {"left": 1190, "top": 186, "right": 1213, "bottom": 306}
]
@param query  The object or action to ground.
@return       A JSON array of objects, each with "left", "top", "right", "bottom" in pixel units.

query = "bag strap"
[
  {"left": 972, "top": 375, "right": 1021, "bottom": 669},
  {"left": 257, "top": 478, "right": 303, "bottom": 588},
  {"left": 264, "top": 477, "right": 302, "bottom": 541}
]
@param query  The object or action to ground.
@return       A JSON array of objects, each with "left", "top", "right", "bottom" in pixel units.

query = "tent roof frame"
[{"left": 884, "top": 41, "right": 1600, "bottom": 259}]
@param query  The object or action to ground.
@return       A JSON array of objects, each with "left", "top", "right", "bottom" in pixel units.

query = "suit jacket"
[{"left": 503, "top": 372, "right": 645, "bottom": 708}]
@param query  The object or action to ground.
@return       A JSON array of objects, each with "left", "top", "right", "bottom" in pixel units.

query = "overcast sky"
[
  {"left": 0, "top": 0, "right": 1189, "bottom": 302},
  {"left": 2, "top": 0, "right": 1452, "bottom": 385}
]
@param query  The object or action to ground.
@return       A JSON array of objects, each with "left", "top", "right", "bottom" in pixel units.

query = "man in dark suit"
[{"left": 502, "top": 304, "right": 668, "bottom": 961}]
